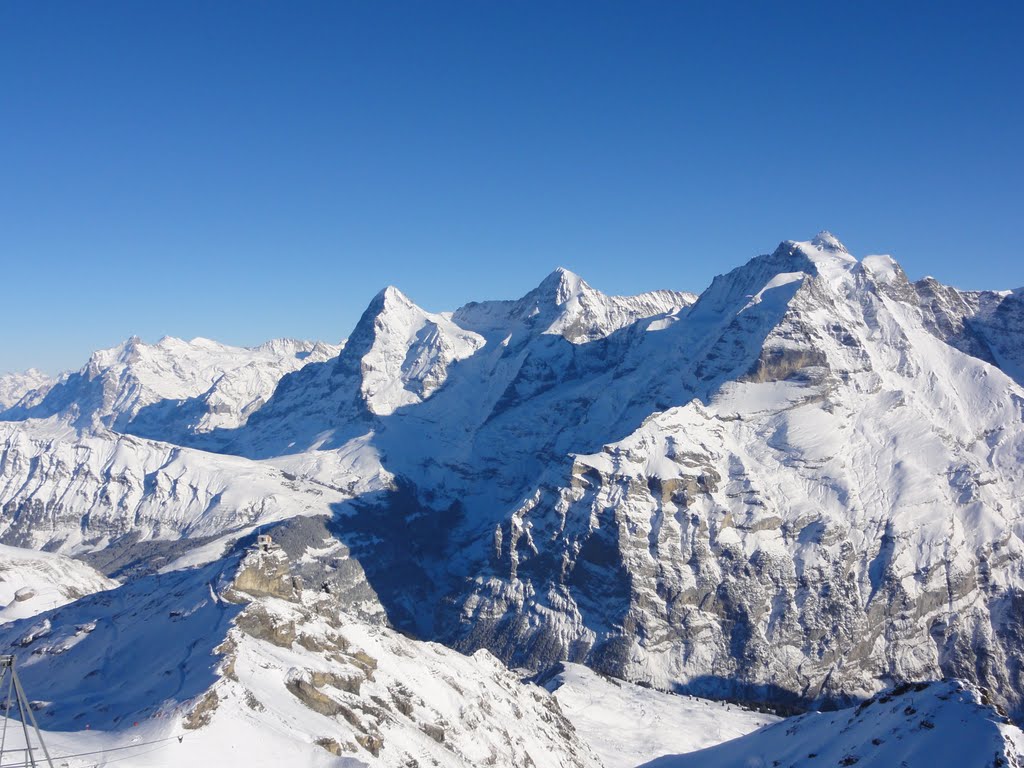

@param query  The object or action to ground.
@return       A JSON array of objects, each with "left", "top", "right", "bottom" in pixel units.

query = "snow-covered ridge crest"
[
  {"left": 455, "top": 266, "right": 697, "bottom": 343},
  {"left": 642, "top": 680, "right": 1024, "bottom": 767},
  {"left": 341, "top": 285, "right": 485, "bottom": 416},
  {"left": 0, "top": 334, "right": 342, "bottom": 437},
  {"left": 4, "top": 232, "right": 1024, "bottom": 731},
  {"left": 0, "top": 368, "right": 54, "bottom": 411}
]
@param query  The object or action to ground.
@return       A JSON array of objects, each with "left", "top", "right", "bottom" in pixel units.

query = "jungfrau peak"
[
  {"left": 810, "top": 228, "right": 850, "bottom": 253},
  {"left": 1, "top": 232, "right": 1024, "bottom": 765}
]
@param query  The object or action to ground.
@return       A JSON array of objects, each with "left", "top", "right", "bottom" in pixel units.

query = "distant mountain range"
[{"left": 2, "top": 232, "right": 1023, "bottom": 766}]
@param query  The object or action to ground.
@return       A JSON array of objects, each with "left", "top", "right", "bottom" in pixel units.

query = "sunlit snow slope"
[
  {"left": 2, "top": 232, "right": 1024, "bottom": 728},
  {"left": 0, "top": 543, "right": 602, "bottom": 768},
  {"left": 547, "top": 663, "right": 777, "bottom": 768},
  {"left": 639, "top": 680, "right": 1024, "bottom": 768},
  {"left": 0, "top": 543, "right": 117, "bottom": 623}
]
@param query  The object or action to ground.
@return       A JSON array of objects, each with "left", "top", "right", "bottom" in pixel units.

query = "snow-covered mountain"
[
  {"left": 545, "top": 663, "right": 777, "bottom": 768},
  {"left": 429, "top": 235, "right": 1024, "bottom": 717},
  {"left": 156, "top": 234, "right": 1024, "bottom": 720},
  {"left": 0, "top": 367, "right": 54, "bottom": 410},
  {"left": 0, "top": 417, "right": 357, "bottom": 571},
  {"left": 0, "top": 539, "right": 603, "bottom": 767},
  {"left": 206, "top": 270, "right": 696, "bottom": 459},
  {"left": 640, "top": 679, "right": 1024, "bottom": 768},
  {"left": 1, "top": 335, "right": 342, "bottom": 438},
  {"left": 2, "top": 232, "right": 1024, "bottom": 764},
  {"left": 455, "top": 267, "right": 696, "bottom": 344},
  {"left": 0, "top": 543, "right": 117, "bottom": 623}
]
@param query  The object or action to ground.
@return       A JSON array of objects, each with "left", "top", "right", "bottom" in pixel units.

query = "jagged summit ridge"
[
  {"left": 810, "top": 229, "right": 850, "bottom": 253},
  {"left": 0, "top": 368, "right": 54, "bottom": 411},
  {"left": 0, "top": 334, "right": 342, "bottom": 436},
  {"left": 2, "top": 233, "right": 1024, "bottom": 729},
  {"left": 531, "top": 265, "right": 587, "bottom": 307},
  {"left": 454, "top": 265, "right": 696, "bottom": 343}
]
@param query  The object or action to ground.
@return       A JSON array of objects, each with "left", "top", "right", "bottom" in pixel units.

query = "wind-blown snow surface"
[
  {"left": 0, "top": 543, "right": 117, "bottom": 622},
  {"left": 1, "top": 335, "right": 342, "bottom": 438},
  {"left": 0, "top": 367, "right": 53, "bottom": 410},
  {"left": 3, "top": 231, "right": 1024, "bottom": 750},
  {"left": 639, "top": 680, "right": 1024, "bottom": 768},
  {"left": 547, "top": 663, "right": 777, "bottom": 768}
]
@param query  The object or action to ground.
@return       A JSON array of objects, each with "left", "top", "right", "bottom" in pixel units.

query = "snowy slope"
[
  {"left": 639, "top": 680, "right": 1024, "bottom": 768},
  {"left": 0, "top": 417, "right": 351, "bottom": 559},
  {"left": 2, "top": 231, "right": 1024, "bottom": 730},
  {"left": 218, "top": 270, "right": 695, "bottom": 459},
  {"left": 0, "top": 543, "right": 601, "bottom": 768},
  {"left": 454, "top": 267, "right": 696, "bottom": 343},
  {"left": 0, "top": 368, "right": 53, "bottom": 410},
  {"left": 1, "top": 335, "right": 342, "bottom": 438},
  {"left": 0, "top": 543, "right": 117, "bottom": 623},
  {"left": 547, "top": 663, "right": 777, "bottom": 768}
]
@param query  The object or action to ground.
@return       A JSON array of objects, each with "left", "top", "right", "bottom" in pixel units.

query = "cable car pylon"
[{"left": 0, "top": 655, "right": 54, "bottom": 768}]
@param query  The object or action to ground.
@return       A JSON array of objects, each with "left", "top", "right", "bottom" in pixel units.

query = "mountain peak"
[
  {"left": 355, "top": 286, "right": 421, "bottom": 329},
  {"left": 536, "top": 267, "right": 588, "bottom": 305},
  {"left": 811, "top": 230, "right": 849, "bottom": 253},
  {"left": 345, "top": 286, "right": 422, "bottom": 358},
  {"left": 374, "top": 285, "right": 415, "bottom": 308},
  {"left": 782, "top": 231, "right": 858, "bottom": 271}
]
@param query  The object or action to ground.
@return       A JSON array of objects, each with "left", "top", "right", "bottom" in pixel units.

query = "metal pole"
[
  {"left": 0, "top": 664, "right": 11, "bottom": 765},
  {"left": 12, "top": 674, "right": 32, "bottom": 768},
  {"left": 10, "top": 671, "right": 52, "bottom": 768}
]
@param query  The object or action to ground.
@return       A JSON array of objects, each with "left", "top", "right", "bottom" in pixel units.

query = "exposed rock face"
[
  {"left": 0, "top": 542, "right": 602, "bottom": 767},
  {"left": 435, "top": 241, "right": 1024, "bottom": 717},
  {"left": 1, "top": 233, "right": 1024, "bottom": 730},
  {"left": 13, "top": 587, "right": 35, "bottom": 602},
  {"left": 229, "top": 547, "right": 301, "bottom": 601}
]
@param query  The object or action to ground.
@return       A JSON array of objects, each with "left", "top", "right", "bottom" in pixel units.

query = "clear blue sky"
[{"left": 2, "top": 1, "right": 1022, "bottom": 374}]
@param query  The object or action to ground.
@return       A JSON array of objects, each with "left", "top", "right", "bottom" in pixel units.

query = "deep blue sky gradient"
[{"left": 2, "top": 1, "right": 1022, "bottom": 373}]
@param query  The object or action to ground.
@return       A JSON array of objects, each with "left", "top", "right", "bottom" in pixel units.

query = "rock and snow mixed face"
[
  {"left": 456, "top": 234, "right": 1024, "bottom": 715},
  {"left": 639, "top": 680, "right": 1024, "bottom": 768},
  {"left": 0, "top": 543, "right": 602, "bottom": 768},
  {"left": 0, "top": 543, "right": 117, "bottom": 623},
  {"left": 0, "top": 368, "right": 54, "bottom": 411},
  {"left": 2, "top": 231, "right": 1024, "bottom": 743},
  {"left": 1, "top": 335, "right": 342, "bottom": 438}
]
